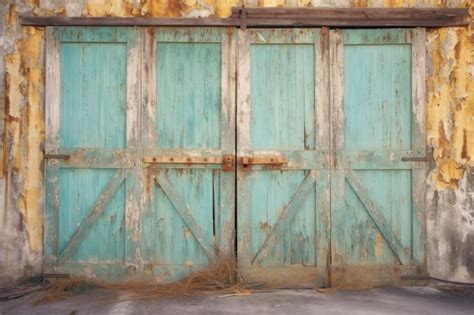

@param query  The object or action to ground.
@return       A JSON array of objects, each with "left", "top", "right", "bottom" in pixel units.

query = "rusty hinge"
[
  {"left": 401, "top": 146, "right": 434, "bottom": 163},
  {"left": 238, "top": 156, "right": 288, "bottom": 171},
  {"left": 44, "top": 153, "right": 70, "bottom": 160}
]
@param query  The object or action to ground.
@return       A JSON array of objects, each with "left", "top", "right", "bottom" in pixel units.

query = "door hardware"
[
  {"left": 238, "top": 156, "right": 288, "bottom": 170},
  {"left": 44, "top": 154, "right": 70, "bottom": 160},
  {"left": 401, "top": 146, "right": 434, "bottom": 163},
  {"left": 142, "top": 155, "right": 235, "bottom": 172}
]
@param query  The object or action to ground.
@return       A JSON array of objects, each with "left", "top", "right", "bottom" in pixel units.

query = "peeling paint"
[{"left": 0, "top": 0, "right": 473, "bottom": 285}]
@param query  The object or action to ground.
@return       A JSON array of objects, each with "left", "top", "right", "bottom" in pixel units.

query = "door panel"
[
  {"left": 330, "top": 29, "right": 427, "bottom": 287},
  {"left": 44, "top": 27, "right": 140, "bottom": 280},
  {"left": 140, "top": 28, "right": 236, "bottom": 282},
  {"left": 237, "top": 29, "right": 330, "bottom": 288}
]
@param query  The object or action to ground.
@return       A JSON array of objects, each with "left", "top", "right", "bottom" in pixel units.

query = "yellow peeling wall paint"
[
  {"left": 1, "top": 0, "right": 472, "bottom": 262},
  {"left": 4, "top": 26, "right": 44, "bottom": 253}
]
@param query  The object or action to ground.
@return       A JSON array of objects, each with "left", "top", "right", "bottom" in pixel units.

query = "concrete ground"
[{"left": 1, "top": 286, "right": 473, "bottom": 315}]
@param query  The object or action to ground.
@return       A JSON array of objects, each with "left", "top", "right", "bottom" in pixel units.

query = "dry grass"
[{"left": 35, "top": 256, "right": 257, "bottom": 304}]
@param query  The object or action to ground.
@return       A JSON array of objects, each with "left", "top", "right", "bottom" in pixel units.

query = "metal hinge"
[
  {"left": 401, "top": 146, "right": 434, "bottom": 163},
  {"left": 44, "top": 153, "right": 70, "bottom": 160}
]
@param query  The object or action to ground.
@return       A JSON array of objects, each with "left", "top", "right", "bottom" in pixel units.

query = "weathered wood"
[
  {"left": 140, "top": 28, "right": 235, "bottom": 278},
  {"left": 237, "top": 28, "right": 325, "bottom": 286},
  {"left": 125, "top": 28, "right": 142, "bottom": 268},
  {"left": 336, "top": 150, "right": 427, "bottom": 170},
  {"left": 251, "top": 171, "right": 317, "bottom": 265},
  {"left": 411, "top": 28, "right": 427, "bottom": 266},
  {"left": 43, "top": 148, "right": 135, "bottom": 168},
  {"left": 44, "top": 167, "right": 59, "bottom": 263},
  {"left": 22, "top": 16, "right": 240, "bottom": 26},
  {"left": 154, "top": 172, "right": 218, "bottom": 260},
  {"left": 315, "top": 28, "right": 330, "bottom": 278},
  {"left": 58, "top": 169, "right": 127, "bottom": 263},
  {"left": 45, "top": 27, "right": 60, "bottom": 151},
  {"left": 218, "top": 27, "right": 237, "bottom": 255},
  {"left": 45, "top": 27, "right": 142, "bottom": 277},
  {"left": 345, "top": 170, "right": 409, "bottom": 265},
  {"left": 330, "top": 29, "right": 422, "bottom": 276},
  {"left": 22, "top": 8, "right": 469, "bottom": 27},
  {"left": 231, "top": 7, "right": 470, "bottom": 27}
]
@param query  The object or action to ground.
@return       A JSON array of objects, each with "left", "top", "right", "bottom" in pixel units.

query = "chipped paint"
[{"left": 0, "top": 0, "right": 472, "bottom": 285}]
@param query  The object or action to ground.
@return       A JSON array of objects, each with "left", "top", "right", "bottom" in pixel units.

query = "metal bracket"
[
  {"left": 142, "top": 155, "right": 235, "bottom": 172},
  {"left": 401, "top": 146, "right": 434, "bottom": 163},
  {"left": 44, "top": 153, "right": 70, "bottom": 160},
  {"left": 238, "top": 156, "right": 288, "bottom": 171}
]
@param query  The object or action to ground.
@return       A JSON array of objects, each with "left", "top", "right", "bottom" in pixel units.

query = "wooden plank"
[
  {"left": 22, "top": 8, "right": 470, "bottom": 27},
  {"left": 329, "top": 29, "right": 345, "bottom": 272},
  {"left": 21, "top": 16, "right": 241, "bottom": 27},
  {"left": 218, "top": 27, "right": 236, "bottom": 255},
  {"left": 58, "top": 169, "right": 127, "bottom": 263},
  {"left": 330, "top": 30, "right": 344, "bottom": 162},
  {"left": 345, "top": 170, "right": 409, "bottom": 265},
  {"left": 235, "top": 31, "right": 251, "bottom": 270},
  {"left": 155, "top": 172, "right": 218, "bottom": 261},
  {"left": 232, "top": 7, "right": 470, "bottom": 27},
  {"left": 236, "top": 30, "right": 250, "bottom": 152},
  {"left": 125, "top": 27, "right": 142, "bottom": 268},
  {"left": 42, "top": 148, "right": 135, "bottom": 169},
  {"left": 44, "top": 26, "right": 61, "bottom": 267},
  {"left": 44, "top": 167, "right": 60, "bottom": 263},
  {"left": 336, "top": 150, "right": 427, "bottom": 170},
  {"left": 126, "top": 27, "right": 141, "bottom": 151},
  {"left": 142, "top": 27, "right": 157, "bottom": 148},
  {"left": 245, "top": 28, "right": 318, "bottom": 44},
  {"left": 315, "top": 28, "right": 330, "bottom": 278},
  {"left": 45, "top": 27, "right": 60, "bottom": 151},
  {"left": 343, "top": 28, "right": 411, "bottom": 45},
  {"left": 411, "top": 28, "right": 427, "bottom": 151},
  {"left": 251, "top": 171, "right": 317, "bottom": 265},
  {"left": 411, "top": 28, "right": 427, "bottom": 266}
]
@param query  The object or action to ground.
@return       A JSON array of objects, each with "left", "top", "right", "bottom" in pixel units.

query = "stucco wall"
[{"left": 0, "top": 0, "right": 472, "bottom": 285}]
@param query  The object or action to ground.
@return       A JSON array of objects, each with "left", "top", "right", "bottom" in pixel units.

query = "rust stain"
[{"left": 375, "top": 233, "right": 383, "bottom": 257}]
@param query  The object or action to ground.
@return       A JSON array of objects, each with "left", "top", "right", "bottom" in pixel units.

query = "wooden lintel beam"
[
  {"left": 21, "top": 16, "right": 241, "bottom": 27},
  {"left": 21, "top": 7, "right": 469, "bottom": 28}
]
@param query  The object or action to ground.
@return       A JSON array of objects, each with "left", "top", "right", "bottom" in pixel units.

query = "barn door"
[
  {"left": 330, "top": 29, "right": 427, "bottom": 286},
  {"left": 140, "top": 28, "right": 236, "bottom": 282},
  {"left": 236, "top": 29, "right": 330, "bottom": 287},
  {"left": 44, "top": 27, "right": 141, "bottom": 279}
]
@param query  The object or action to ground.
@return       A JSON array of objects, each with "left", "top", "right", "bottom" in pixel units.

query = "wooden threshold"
[{"left": 21, "top": 7, "right": 469, "bottom": 28}]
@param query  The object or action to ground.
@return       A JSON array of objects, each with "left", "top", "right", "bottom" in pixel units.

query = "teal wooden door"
[
  {"left": 330, "top": 29, "right": 427, "bottom": 286},
  {"left": 236, "top": 29, "right": 330, "bottom": 288},
  {"left": 140, "top": 28, "right": 236, "bottom": 282},
  {"left": 44, "top": 27, "right": 141, "bottom": 280}
]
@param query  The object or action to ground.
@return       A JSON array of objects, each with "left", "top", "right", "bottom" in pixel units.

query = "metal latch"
[
  {"left": 238, "top": 156, "right": 288, "bottom": 170},
  {"left": 44, "top": 153, "right": 70, "bottom": 160},
  {"left": 401, "top": 146, "right": 434, "bottom": 163},
  {"left": 142, "top": 155, "right": 235, "bottom": 172}
]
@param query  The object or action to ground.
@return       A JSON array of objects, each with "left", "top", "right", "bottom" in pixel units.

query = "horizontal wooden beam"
[
  {"left": 21, "top": 7, "right": 469, "bottom": 28},
  {"left": 21, "top": 16, "right": 240, "bottom": 27},
  {"left": 231, "top": 7, "right": 470, "bottom": 27}
]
